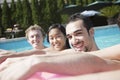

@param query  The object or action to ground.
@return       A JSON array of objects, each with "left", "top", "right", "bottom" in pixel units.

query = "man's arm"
[
  {"left": 90, "top": 44, "right": 120, "bottom": 60},
  {"left": 0, "top": 49, "right": 46, "bottom": 63},
  {"left": 1, "top": 53, "right": 120, "bottom": 80}
]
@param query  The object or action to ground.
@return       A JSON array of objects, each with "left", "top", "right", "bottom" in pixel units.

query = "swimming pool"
[
  {"left": 0, "top": 37, "right": 49, "bottom": 52},
  {"left": 0, "top": 24, "right": 120, "bottom": 52},
  {"left": 94, "top": 24, "right": 120, "bottom": 49}
]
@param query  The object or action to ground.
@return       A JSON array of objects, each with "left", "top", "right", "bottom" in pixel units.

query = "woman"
[{"left": 44, "top": 23, "right": 70, "bottom": 53}]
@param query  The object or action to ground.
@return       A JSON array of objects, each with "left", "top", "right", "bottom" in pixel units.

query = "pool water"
[
  {"left": 94, "top": 24, "right": 120, "bottom": 49},
  {"left": 0, "top": 37, "right": 50, "bottom": 52},
  {"left": 0, "top": 24, "right": 120, "bottom": 52}
]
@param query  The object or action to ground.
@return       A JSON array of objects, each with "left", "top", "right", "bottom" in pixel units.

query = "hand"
[
  {"left": 0, "top": 56, "right": 42, "bottom": 80},
  {"left": 0, "top": 50, "right": 15, "bottom": 64}
]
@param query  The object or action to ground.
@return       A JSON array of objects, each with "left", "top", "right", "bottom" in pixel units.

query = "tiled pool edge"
[
  {"left": 0, "top": 37, "right": 26, "bottom": 43},
  {"left": 94, "top": 24, "right": 119, "bottom": 30}
]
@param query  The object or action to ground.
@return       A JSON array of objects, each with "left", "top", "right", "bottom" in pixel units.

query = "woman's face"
[
  {"left": 27, "top": 30, "right": 44, "bottom": 49},
  {"left": 48, "top": 28, "right": 66, "bottom": 51}
]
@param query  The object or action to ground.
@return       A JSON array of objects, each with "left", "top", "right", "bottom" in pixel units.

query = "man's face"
[
  {"left": 66, "top": 20, "right": 94, "bottom": 52},
  {"left": 27, "top": 30, "right": 43, "bottom": 49}
]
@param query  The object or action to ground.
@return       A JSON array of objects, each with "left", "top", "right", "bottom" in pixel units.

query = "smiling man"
[{"left": 66, "top": 13, "right": 99, "bottom": 52}]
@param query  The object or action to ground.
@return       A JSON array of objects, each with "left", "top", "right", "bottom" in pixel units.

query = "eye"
[
  {"left": 56, "top": 35, "right": 61, "bottom": 38},
  {"left": 36, "top": 34, "right": 40, "bottom": 38},
  {"left": 49, "top": 37, "right": 53, "bottom": 40},
  {"left": 75, "top": 32, "right": 82, "bottom": 36},
  {"left": 66, "top": 35, "right": 72, "bottom": 40},
  {"left": 31, "top": 35, "right": 34, "bottom": 38}
]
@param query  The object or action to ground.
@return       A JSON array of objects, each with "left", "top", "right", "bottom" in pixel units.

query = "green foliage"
[
  {"left": 16, "top": 0, "right": 23, "bottom": 26},
  {"left": 38, "top": 0, "right": 46, "bottom": 23},
  {"left": 48, "top": 0, "right": 61, "bottom": 24},
  {"left": 22, "top": 0, "right": 33, "bottom": 29},
  {"left": 0, "top": 6, "right": 2, "bottom": 27},
  {"left": 76, "top": 0, "right": 82, "bottom": 6},
  {"left": 10, "top": 0, "right": 16, "bottom": 25},
  {"left": 57, "top": 0, "right": 65, "bottom": 10},
  {"left": 2, "top": 0, "right": 11, "bottom": 30},
  {"left": 31, "top": 0, "right": 40, "bottom": 25},
  {"left": 61, "top": 14, "right": 69, "bottom": 24},
  {"left": 69, "top": 0, "right": 76, "bottom": 5},
  {"left": 0, "top": 6, "right": 2, "bottom": 37},
  {"left": 100, "top": 5, "right": 120, "bottom": 18}
]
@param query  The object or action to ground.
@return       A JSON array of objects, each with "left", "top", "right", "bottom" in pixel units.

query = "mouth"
[
  {"left": 54, "top": 43, "right": 60, "bottom": 48},
  {"left": 73, "top": 41, "right": 84, "bottom": 51}
]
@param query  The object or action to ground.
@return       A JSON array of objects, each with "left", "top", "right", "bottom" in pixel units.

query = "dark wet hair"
[
  {"left": 47, "top": 23, "right": 70, "bottom": 49},
  {"left": 67, "top": 13, "right": 94, "bottom": 32}
]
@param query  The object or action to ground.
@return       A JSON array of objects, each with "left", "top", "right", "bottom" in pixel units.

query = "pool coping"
[
  {"left": 94, "top": 24, "right": 118, "bottom": 30},
  {"left": 0, "top": 37, "right": 26, "bottom": 43}
]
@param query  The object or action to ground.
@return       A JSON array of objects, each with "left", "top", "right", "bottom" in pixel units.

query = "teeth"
[{"left": 74, "top": 42, "right": 84, "bottom": 51}]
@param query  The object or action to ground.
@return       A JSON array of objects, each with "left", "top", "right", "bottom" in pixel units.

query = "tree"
[
  {"left": 0, "top": 5, "right": 2, "bottom": 37},
  {"left": 100, "top": 5, "right": 120, "bottom": 25},
  {"left": 0, "top": 5, "right": 2, "bottom": 27},
  {"left": 57, "top": 0, "right": 65, "bottom": 11},
  {"left": 31, "top": 0, "right": 40, "bottom": 25},
  {"left": 22, "top": 0, "right": 32, "bottom": 29},
  {"left": 43, "top": 0, "right": 51, "bottom": 28},
  {"left": 10, "top": 0, "right": 16, "bottom": 25},
  {"left": 16, "top": 0, "right": 23, "bottom": 26},
  {"left": 76, "top": 0, "right": 82, "bottom": 6},
  {"left": 38, "top": 0, "right": 46, "bottom": 23},
  {"left": 69, "top": 0, "right": 76, "bottom": 5},
  {"left": 2, "top": 0, "right": 11, "bottom": 30},
  {"left": 48, "top": 0, "right": 61, "bottom": 24}
]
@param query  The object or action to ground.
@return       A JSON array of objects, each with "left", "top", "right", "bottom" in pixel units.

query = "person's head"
[
  {"left": 47, "top": 23, "right": 70, "bottom": 51},
  {"left": 66, "top": 13, "right": 98, "bottom": 52},
  {"left": 25, "top": 24, "right": 45, "bottom": 49}
]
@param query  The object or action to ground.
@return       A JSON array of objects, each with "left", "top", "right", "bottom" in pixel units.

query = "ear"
[{"left": 89, "top": 28, "right": 94, "bottom": 37}]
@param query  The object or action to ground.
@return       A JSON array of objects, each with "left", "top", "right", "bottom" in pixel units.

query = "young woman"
[{"left": 43, "top": 23, "right": 70, "bottom": 53}]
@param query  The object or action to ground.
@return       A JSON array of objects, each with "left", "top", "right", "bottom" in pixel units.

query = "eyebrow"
[
  {"left": 73, "top": 29, "right": 82, "bottom": 34},
  {"left": 66, "top": 29, "right": 82, "bottom": 36}
]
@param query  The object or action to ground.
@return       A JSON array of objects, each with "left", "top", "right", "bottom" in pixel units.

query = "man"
[
  {"left": 0, "top": 13, "right": 120, "bottom": 80},
  {"left": 66, "top": 13, "right": 99, "bottom": 52},
  {"left": 0, "top": 24, "right": 46, "bottom": 63}
]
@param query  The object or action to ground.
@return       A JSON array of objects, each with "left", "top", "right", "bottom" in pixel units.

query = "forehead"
[
  {"left": 66, "top": 20, "right": 85, "bottom": 34},
  {"left": 28, "top": 30, "right": 42, "bottom": 36},
  {"left": 49, "top": 28, "right": 62, "bottom": 35}
]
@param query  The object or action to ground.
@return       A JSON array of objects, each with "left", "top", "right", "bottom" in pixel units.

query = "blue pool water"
[
  {"left": 94, "top": 24, "right": 120, "bottom": 49},
  {"left": 0, "top": 24, "right": 120, "bottom": 52},
  {"left": 0, "top": 37, "right": 50, "bottom": 52}
]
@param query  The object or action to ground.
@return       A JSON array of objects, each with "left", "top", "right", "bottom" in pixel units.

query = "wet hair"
[
  {"left": 47, "top": 23, "right": 70, "bottom": 49},
  {"left": 67, "top": 13, "right": 94, "bottom": 32},
  {"left": 25, "top": 24, "right": 45, "bottom": 39}
]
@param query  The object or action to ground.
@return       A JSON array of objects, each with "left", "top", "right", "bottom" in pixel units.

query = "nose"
[
  {"left": 71, "top": 36, "right": 79, "bottom": 45},
  {"left": 53, "top": 38, "right": 58, "bottom": 43}
]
